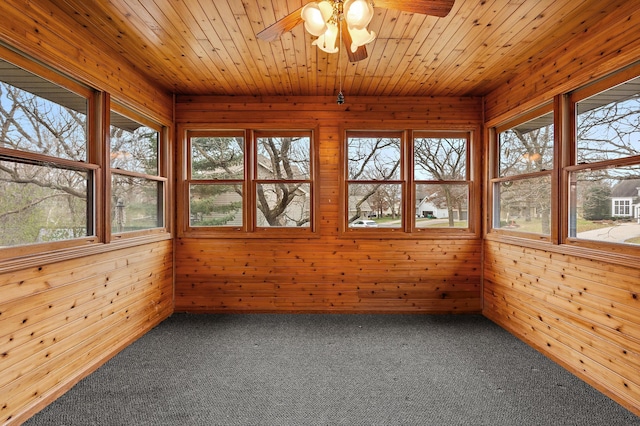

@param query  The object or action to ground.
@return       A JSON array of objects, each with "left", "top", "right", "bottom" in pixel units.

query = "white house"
[{"left": 610, "top": 179, "right": 640, "bottom": 220}]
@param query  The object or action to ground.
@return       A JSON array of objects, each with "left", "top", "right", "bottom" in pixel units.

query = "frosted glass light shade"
[
  {"left": 343, "top": 0, "right": 374, "bottom": 30},
  {"left": 301, "top": 3, "right": 327, "bottom": 36},
  {"left": 312, "top": 23, "right": 339, "bottom": 53},
  {"left": 348, "top": 27, "right": 376, "bottom": 51}
]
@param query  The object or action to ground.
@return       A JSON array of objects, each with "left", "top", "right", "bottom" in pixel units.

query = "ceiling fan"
[{"left": 256, "top": 0, "right": 455, "bottom": 63}]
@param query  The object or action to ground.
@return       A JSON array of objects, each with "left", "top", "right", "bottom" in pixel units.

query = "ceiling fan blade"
[
  {"left": 256, "top": 7, "right": 304, "bottom": 42},
  {"left": 341, "top": 20, "right": 368, "bottom": 62},
  {"left": 374, "top": 0, "right": 455, "bottom": 17}
]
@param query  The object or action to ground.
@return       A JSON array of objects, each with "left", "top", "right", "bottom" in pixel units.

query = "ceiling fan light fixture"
[{"left": 301, "top": 0, "right": 376, "bottom": 55}]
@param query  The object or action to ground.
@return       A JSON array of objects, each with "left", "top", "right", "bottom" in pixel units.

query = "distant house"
[
  {"left": 610, "top": 179, "right": 640, "bottom": 220},
  {"left": 416, "top": 196, "right": 448, "bottom": 219},
  {"left": 348, "top": 196, "right": 373, "bottom": 219},
  {"left": 416, "top": 193, "right": 467, "bottom": 220}
]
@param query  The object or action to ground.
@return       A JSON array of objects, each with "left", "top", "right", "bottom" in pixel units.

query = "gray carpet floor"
[{"left": 25, "top": 314, "right": 640, "bottom": 425}]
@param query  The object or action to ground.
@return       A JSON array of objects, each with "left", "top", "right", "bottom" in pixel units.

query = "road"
[{"left": 576, "top": 222, "right": 640, "bottom": 244}]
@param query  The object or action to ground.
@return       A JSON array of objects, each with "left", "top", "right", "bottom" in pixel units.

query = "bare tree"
[
  {"left": 347, "top": 136, "right": 400, "bottom": 222},
  {"left": 256, "top": 136, "right": 310, "bottom": 227},
  {"left": 414, "top": 137, "right": 467, "bottom": 226},
  {"left": 0, "top": 82, "right": 88, "bottom": 245}
]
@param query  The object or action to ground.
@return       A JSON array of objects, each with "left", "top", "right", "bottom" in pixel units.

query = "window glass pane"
[
  {"left": 0, "top": 160, "right": 88, "bottom": 246},
  {"left": 494, "top": 175, "right": 551, "bottom": 235},
  {"left": 111, "top": 175, "right": 162, "bottom": 232},
  {"left": 189, "top": 183, "right": 242, "bottom": 227},
  {"left": 0, "top": 59, "right": 87, "bottom": 161},
  {"left": 348, "top": 135, "right": 401, "bottom": 180},
  {"left": 348, "top": 183, "right": 402, "bottom": 228},
  {"left": 414, "top": 137, "right": 466, "bottom": 180},
  {"left": 110, "top": 111, "right": 158, "bottom": 175},
  {"left": 416, "top": 183, "right": 468, "bottom": 228},
  {"left": 569, "top": 166, "right": 640, "bottom": 245},
  {"left": 256, "top": 183, "right": 310, "bottom": 227},
  {"left": 257, "top": 135, "right": 310, "bottom": 179},
  {"left": 499, "top": 112, "right": 554, "bottom": 177},
  {"left": 191, "top": 135, "right": 244, "bottom": 180},
  {"left": 577, "top": 77, "right": 640, "bottom": 163}
]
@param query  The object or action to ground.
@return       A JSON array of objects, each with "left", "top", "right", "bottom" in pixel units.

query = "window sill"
[
  {"left": 0, "top": 233, "right": 172, "bottom": 274},
  {"left": 484, "top": 232, "right": 640, "bottom": 269}
]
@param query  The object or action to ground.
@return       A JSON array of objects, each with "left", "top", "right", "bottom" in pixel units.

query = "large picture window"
[
  {"left": 345, "top": 130, "right": 474, "bottom": 235},
  {"left": 491, "top": 106, "right": 555, "bottom": 238},
  {"left": 185, "top": 129, "right": 314, "bottom": 235},
  {"left": 0, "top": 57, "right": 96, "bottom": 255},
  {"left": 109, "top": 107, "right": 165, "bottom": 235},
  {"left": 568, "top": 73, "right": 640, "bottom": 247}
]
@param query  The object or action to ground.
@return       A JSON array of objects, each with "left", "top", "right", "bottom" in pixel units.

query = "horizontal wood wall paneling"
[
  {"left": 482, "top": 8, "right": 640, "bottom": 414},
  {"left": 484, "top": 291, "right": 640, "bottom": 415},
  {"left": 483, "top": 269, "right": 640, "bottom": 377},
  {"left": 0, "top": 0, "right": 172, "bottom": 123},
  {"left": 0, "top": 241, "right": 173, "bottom": 424},
  {"left": 483, "top": 240, "right": 640, "bottom": 416},
  {"left": 484, "top": 2, "right": 640, "bottom": 124},
  {"left": 175, "top": 94, "right": 483, "bottom": 314}
]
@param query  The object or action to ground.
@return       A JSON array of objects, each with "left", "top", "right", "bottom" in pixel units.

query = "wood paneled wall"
[
  {"left": 174, "top": 96, "right": 483, "bottom": 313},
  {"left": 483, "top": 241, "right": 640, "bottom": 415},
  {"left": 483, "top": 5, "right": 640, "bottom": 416},
  {"left": 0, "top": 0, "right": 172, "bottom": 123},
  {"left": 0, "top": 241, "right": 174, "bottom": 424},
  {"left": 484, "top": 1, "right": 640, "bottom": 124},
  {"left": 0, "top": 2, "right": 175, "bottom": 424}
]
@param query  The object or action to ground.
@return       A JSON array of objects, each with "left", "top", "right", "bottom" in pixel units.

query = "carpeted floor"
[{"left": 25, "top": 314, "right": 640, "bottom": 425}]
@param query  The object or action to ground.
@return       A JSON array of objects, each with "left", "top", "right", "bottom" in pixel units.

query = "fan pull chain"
[{"left": 337, "top": 15, "right": 345, "bottom": 104}]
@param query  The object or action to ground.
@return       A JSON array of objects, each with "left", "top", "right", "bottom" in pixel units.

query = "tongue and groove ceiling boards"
[{"left": 56, "top": 0, "right": 627, "bottom": 97}]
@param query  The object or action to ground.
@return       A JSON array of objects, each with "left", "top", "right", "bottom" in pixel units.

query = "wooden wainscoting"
[
  {"left": 483, "top": 240, "right": 640, "bottom": 415},
  {"left": 176, "top": 238, "right": 481, "bottom": 313},
  {"left": 175, "top": 96, "right": 483, "bottom": 313},
  {"left": 0, "top": 240, "right": 174, "bottom": 424}
]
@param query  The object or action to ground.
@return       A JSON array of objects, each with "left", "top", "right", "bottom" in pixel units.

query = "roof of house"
[{"left": 611, "top": 179, "right": 640, "bottom": 198}]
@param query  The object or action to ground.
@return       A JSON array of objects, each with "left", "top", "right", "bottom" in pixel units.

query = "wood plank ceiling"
[{"left": 55, "top": 0, "right": 629, "bottom": 97}]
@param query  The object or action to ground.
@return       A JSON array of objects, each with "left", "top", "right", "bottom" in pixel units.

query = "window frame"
[
  {"left": 341, "top": 128, "right": 479, "bottom": 238},
  {"left": 0, "top": 46, "right": 172, "bottom": 268},
  {"left": 180, "top": 126, "right": 318, "bottom": 238},
  {"left": 488, "top": 103, "right": 559, "bottom": 243},
  {"left": 563, "top": 64, "right": 640, "bottom": 254},
  {"left": 0, "top": 49, "right": 99, "bottom": 260},
  {"left": 107, "top": 100, "right": 169, "bottom": 241}
]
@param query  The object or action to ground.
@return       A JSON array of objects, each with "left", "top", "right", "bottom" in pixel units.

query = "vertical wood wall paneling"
[
  {"left": 175, "top": 96, "right": 483, "bottom": 313},
  {"left": 483, "top": 5, "right": 640, "bottom": 416}
]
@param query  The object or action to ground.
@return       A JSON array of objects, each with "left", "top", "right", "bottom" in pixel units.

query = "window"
[
  {"left": 568, "top": 73, "right": 640, "bottom": 247},
  {"left": 109, "top": 106, "right": 165, "bottom": 235},
  {"left": 613, "top": 199, "right": 631, "bottom": 217},
  {"left": 345, "top": 130, "right": 474, "bottom": 235},
  {"left": 491, "top": 106, "right": 555, "bottom": 238},
  {"left": 185, "top": 129, "right": 314, "bottom": 235},
  {"left": 414, "top": 132, "right": 470, "bottom": 230},
  {"left": 0, "top": 57, "right": 96, "bottom": 254},
  {"left": 346, "top": 131, "right": 402, "bottom": 229},
  {"left": 189, "top": 132, "right": 244, "bottom": 228}
]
